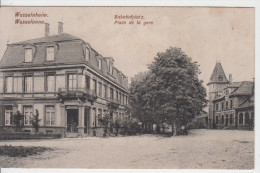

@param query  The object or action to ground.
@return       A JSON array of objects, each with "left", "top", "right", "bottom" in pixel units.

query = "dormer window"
[
  {"left": 25, "top": 48, "right": 32, "bottom": 62},
  {"left": 86, "top": 48, "right": 90, "bottom": 61},
  {"left": 98, "top": 58, "right": 102, "bottom": 70},
  {"left": 46, "top": 46, "right": 55, "bottom": 61},
  {"left": 218, "top": 75, "right": 223, "bottom": 81},
  {"left": 109, "top": 62, "right": 113, "bottom": 74},
  {"left": 225, "top": 90, "right": 229, "bottom": 95}
]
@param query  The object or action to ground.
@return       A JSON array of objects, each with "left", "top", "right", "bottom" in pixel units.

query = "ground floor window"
[
  {"left": 5, "top": 106, "right": 14, "bottom": 125},
  {"left": 46, "top": 106, "right": 55, "bottom": 126},
  {"left": 221, "top": 115, "right": 224, "bottom": 124},
  {"left": 239, "top": 113, "right": 243, "bottom": 124},
  {"left": 92, "top": 108, "right": 97, "bottom": 127},
  {"left": 230, "top": 114, "right": 233, "bottom": 124},
  {"left": 24, "top": 106, "right": 33, "bottom": 125},
  {"left": 215, "top": 116, "right": 219, "bottom": 124},
  {"left": 97, "top": 109, "right": 102, "bottom": 126},
  {"left": 245, "top": 113, "right": 249, "bottom": 124},
  {"left": 103, "top": 109, "right": 107, "bottom": 117},
  {"left": 251, "top": 112, "right": 254, "bottom": 119}
]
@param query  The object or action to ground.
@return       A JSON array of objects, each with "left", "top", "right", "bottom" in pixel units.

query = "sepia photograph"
[{"left": 0, "top": 6, "right": 256, "bottom": 170}]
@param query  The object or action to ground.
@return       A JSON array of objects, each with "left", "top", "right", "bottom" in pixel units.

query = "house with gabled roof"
[
  {"left": 0, "top": 22, "right": 129, "bottom": 137},
  {"left": 207, "top": 62, "right": 254, "bottom": 129}
]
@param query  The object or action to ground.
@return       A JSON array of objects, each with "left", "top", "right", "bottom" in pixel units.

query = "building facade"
[
  {"left": 207, "top": 62, "right": 254, "bottom": 130},
  {"left": 0, "top": 22, "right": 129, "bottom": 137}
]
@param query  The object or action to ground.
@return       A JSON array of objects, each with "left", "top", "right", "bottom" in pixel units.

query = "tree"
[
  {"left": 129, "top": 71, "right": 155, "bottom": 133},
  {"left": 130, "top": 47, "right": 207, "bottom": 136},
  {"left": 147, "top": 47, "right": 207, "bottom": 136},
  {"left": 14, "top": 111, "right": 23, "bottom": 132},
  {"left": 31, "top": 109, "right": 41, "bottom": 133},
  {"left": 98, "top": 113, "right": 111, "bottom": 137}
]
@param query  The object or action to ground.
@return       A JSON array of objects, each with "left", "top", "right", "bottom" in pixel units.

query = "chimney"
[
  {"left": 229, "top": 74, "right": 232, "bottom": 84},
  {"left": 58, "top": 22, "right": 63, "bottom": 34},
  {"left": 45, "top": 23, "right": 50, "bottom": 37}
]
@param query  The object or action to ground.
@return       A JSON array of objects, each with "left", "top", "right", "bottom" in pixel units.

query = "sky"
[{"left": 0, "top": 7, "right": 255, "bottom": 92}]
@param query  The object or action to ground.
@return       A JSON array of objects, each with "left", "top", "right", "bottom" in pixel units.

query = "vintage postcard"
[{"left": 0, "top": 6, "right": 256, "bottom": 171}]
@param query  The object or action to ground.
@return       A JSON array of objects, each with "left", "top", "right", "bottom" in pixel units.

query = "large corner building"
[
  {"left": 207, "top": 62, "right": 254, "bottom": 130},
  {"left": 0, "top": 22, "right": 129, "bottom": 137}
]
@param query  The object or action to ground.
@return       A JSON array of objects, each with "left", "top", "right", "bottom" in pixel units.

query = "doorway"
[
  {"left": 225, "top": 115, "right": 228, "bottom": 126},
  {"left": 67, "top": 109, "right": 78, "bottom": 133},
  {"left": 84, "top": 107, "right": 90, "bottom": 133}
]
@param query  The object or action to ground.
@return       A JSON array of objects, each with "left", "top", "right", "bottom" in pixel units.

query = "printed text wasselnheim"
[{"left": 15, "top": 12, "right": 48, "bottom": 24}]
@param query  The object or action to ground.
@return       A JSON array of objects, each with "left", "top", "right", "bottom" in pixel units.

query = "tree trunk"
[
  {"left": 171, "top": 120, "right": 174, "bottom": 136},
  {"left": 173, "top": 120, "right": 178, "bottom": 136},
  {"left": 141, "top": 122, "right": 144, "bottom": 134}
]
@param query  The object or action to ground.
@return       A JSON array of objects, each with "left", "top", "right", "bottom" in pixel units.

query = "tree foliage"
[
  {"left": 31, "top": 109, "right": 41, "bottom": 133},
  {"left": 129, "top": 47, "right": 207, "bottom": 136}
]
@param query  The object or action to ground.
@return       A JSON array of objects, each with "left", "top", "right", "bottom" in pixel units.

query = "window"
[
  {"left": 221, "top": 102, "right": 224, "bottom": 110},
  {"left": 109, "top": 62, "right": 113, "bottom": 74},
  {"left": 104, "top": 85, "right": 107, "bottom": 98},
  {"left": 45, "top": 106, "right": 55, "bottom": 126},
  {"left": 126, "top": 96, "right": 128, "bottom": 105},
  {"left": 5, "top": 106, "right": 13, "bottom": 125},
  {"left": 98, "top": 58, "right": 102, "bottom": 70},
  {"left": 85, "top": 48, "right": 90, "bottom": 61},
  {"left": 93, "top": 79, "right": 97, "bottom": 94},
  {"left": 68, "top": 74, "right": 77, "bottom": 90},
  {"left": 215, "top": 116, "right": 218, "bottom": 124},
  {"left": 46, "top": 47, "right": 55, "bottom": 61},
  {"left": 92, "top": 108, "right": 97, "bottom": 127},
  {"left": 226, "top": 101, "right": 228, "bottom": 110},
  {"left": 218, "top": 75, "right": 223, "bottom": 81},
  {"left": 46, "top": 74, "right": 55, "bottom": 92},
  {"left": 116, "top": 112, "right": 119, "bottom": 120},
  {"left": 25, "top": 48, "right": 33, "bottom": 62},
  {"left": 98, "top": 109, "right": 102, "bottom": 126},
  {"left": 230, "top": 114, "right": 233, "bottom": 125},
  {"left": 215, "top": 103, "right": 219, "bottom": 111},
  {"left": 122, "top": 95, "right": 125, "bottom": 105},
  {"left": 85, "top": 75, "right": 90, "bottom": 89},
  {"left": 245, "top": 113, "right": 249, "bottom": 124},
  {"left": 103, "top": 109, "right": 107, "bottom": 117},
  {"left": 230, "top": 100, "right": 233, "bottom": 109},
  {"left": 116, "top": 91, "right": 119, "bottom": 101},
  {"left": 221, "top": 115, "right": 224, "bottom": 124},
  {"left": 24, "top": 106, "right": 33, "bottom": 125},
  {"left": 225, "top": 90, "right": 229, "bottom": 95},
  {"left": 98, "top": 82, "right": 102, "bottom": 97},
  {"left": 251, "top": 112, "right": 254, "bottom": 119},
  {"left": 119, "top": 93, "right": 122, "bottom": 103},
  {"left": 24, "top": 75, "right": 33, "bottom": 92},
  {"left": 110, "top": 88, "right": 114, "bottom": 99},
  {"left": 5, "top": 76, "right": 13, "bottom": 93},
  {"left": 239, "top": 113, "right": 243, "bottom": 124}
]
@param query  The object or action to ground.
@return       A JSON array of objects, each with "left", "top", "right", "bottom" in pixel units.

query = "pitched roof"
[
  {"left": 228, "top": 82, "right": 243, "bottom": 88},
  {"left": 0, "top": 39, "right": 85, "bottom": 68},
  {"left": 236, "top": 95, "right": 254, "bottom": 109},
  {"left": 10, "top": 33, "right": 82, "bottom": 45},
  {"left": 213, "top": 81, "right": 254, "bottom": 102},
  {"left": 0, "top": 33, "right": 128, "bottom": 90},
  {"left": 208, "top": 62, "right": 229, "bottom": 85},
  {"left": 230, "top": 81, "right": 254, "bottom": 96}
]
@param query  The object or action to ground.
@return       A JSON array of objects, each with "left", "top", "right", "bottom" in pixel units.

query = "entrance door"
[
  {"left": 225, "top": 115, "right": 228, "bottom": 126},
  {"left": 67, "top": 109, "right": 78, "bottom": 133},
  {"left": 84, "top": 107, "right": 90, "bottom": 133}
]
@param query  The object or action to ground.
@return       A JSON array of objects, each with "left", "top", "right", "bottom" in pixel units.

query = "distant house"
[
  {"left": 0, "top": 22, "right": 129, "bottom": 137},
  {"left": 207, "top": 62, "right": 254, "bottom": 130}
]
